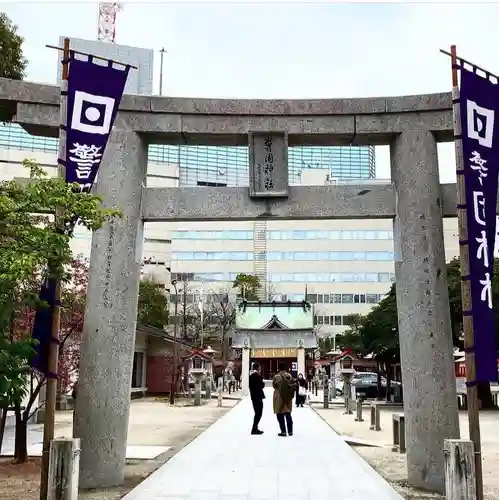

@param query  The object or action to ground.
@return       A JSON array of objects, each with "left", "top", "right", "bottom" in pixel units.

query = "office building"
[
  {"left": 57, "top": 36, "right": 154, "bottom": 95},
  {"left": 152, "top": 144, "right": 375, "bottom": 187}
]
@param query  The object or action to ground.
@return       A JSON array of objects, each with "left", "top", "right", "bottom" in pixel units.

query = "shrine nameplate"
[
  {"left": 248, "top": 131, "right": 289, "bottom": 199},
  {"left": 251, "top": 347, "right": 298, "bottom": 358}
]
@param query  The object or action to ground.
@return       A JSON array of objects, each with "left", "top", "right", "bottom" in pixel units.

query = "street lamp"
[
  {"left": 159, "top": 48, "right": 167, "bottom": 96},
  {"left": 169, "top": 279, "right": 179, "bottom": 405},
  {"left": 196, "top": 287, "right": 205, "bottom": 348}
]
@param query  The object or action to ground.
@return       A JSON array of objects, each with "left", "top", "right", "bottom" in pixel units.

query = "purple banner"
[
  {"left": 459, "top": 67, "right": 499, "bottom": 382},
  {"left": 31, "top": 277, "right": 57, "bottom": 377},
  {"left": 31, "top": 54, "right": 130, "bottom": 376},
  {"left": 64, "top": 54, "right": 130, "bottom": 192}
]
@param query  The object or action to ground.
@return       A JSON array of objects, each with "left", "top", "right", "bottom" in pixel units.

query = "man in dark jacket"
[{"left": 249, "top": 362, "right": 265, "bottom": 435}]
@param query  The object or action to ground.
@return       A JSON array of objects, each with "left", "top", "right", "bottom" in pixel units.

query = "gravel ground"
[
  {"left": 0, "top": 396, "right": 239, "bottom": 500},
  {"left": 313, "top": 403, "right": 499, "bottom": 499}
]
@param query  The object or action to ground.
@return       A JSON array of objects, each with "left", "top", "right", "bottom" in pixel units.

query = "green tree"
[
  {"left": 336, "top": 314, "right": 367, "bottom": 354},
  {"left": 0, "top": 12, "right": 28, "bottom": 123},
  {"left": 0, "top": 159, "right": 120, "bottom": 462},
  {"left": 137, "top": 278, "right": 169, "bottom": 329},
  {"left": 0, "top": 13, "right": 27, "bottom": 80},
  {"left": 341, "top": 258, "right": 499, "bottom": 408},
  {"left": 0, "top": 334, "right": 34, "bottom": 452},
  {"left": 232, "top": 273, "right": 261, "bottom": 301}
]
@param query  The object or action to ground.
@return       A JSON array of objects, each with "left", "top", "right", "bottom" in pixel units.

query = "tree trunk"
[
  {"left": 0, "top": 406, "right": 7, "bottom": 455},
  {"left": 478, "top": 381, "right": 495, "bottom": 409},
  {"left": 386, "top": 363, "right": 392, "bottom": 402},
  {"left": 14, "top": 403, "right": 28, "bottom": 463},
  {"left": 376, "top": 362, "right": 383, "bottom": 401}
]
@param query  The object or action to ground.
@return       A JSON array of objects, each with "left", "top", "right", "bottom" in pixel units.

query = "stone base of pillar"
[{"left": 194, "top": 384, "right": 201, "bottom": 406}]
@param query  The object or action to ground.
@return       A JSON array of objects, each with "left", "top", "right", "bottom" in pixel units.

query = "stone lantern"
[
  {"left": 326, "top": 349, "right": 342, "bottom": 400},
  {"left": 188, "top": 353, "right": 207, "bottom": 406},
  {"left": 340, "top": 354, "right": 355, "bottom": 414},
  {"left": 202, "top": 345, "right": 216, "bottom": 399}
]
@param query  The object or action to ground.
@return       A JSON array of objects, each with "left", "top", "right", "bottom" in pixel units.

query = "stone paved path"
[{"left": 122, "top": 388, "right": 403, "bottom": 500}]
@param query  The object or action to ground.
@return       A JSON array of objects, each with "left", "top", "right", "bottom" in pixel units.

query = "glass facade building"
[
  {"left": 0, "top": 124, "right": 375, "bottom": 185},
  {"left": 152, "top": 144, "right": 376, "bottom": 186}
]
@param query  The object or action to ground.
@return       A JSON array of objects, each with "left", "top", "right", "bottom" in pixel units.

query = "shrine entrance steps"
[{"left": 121, "top": 387, "right": 403, "bottom": 500}]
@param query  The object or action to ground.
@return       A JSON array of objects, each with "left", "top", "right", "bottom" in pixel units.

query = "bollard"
[
  {"left": 344, "top": 380, "right": 353, "bottom": 415},
  {"left": 217, "top": 387, "right": 223, "bottom": 407},
  {"left": 354, "top": 398, "right": 364, "bottom": 422},
  {"left": 370, "top": 403, "right": 381, "bottom": 431},
  {"left": 47, "top": 438, "right": 80, "bottom": 500},
  {"left": 391, "top": 413, "right": 406, "bottom": 453},
  {"left": 323, "top": 379, "right": 329, "bottom": 409},
  {"left": 444, "top": 439, "right": 476, "bottom": 500}
]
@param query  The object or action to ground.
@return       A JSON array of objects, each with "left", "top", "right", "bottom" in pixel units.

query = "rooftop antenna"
[{"left": 98, "top": 2, "right": 123, "bottom": 43}]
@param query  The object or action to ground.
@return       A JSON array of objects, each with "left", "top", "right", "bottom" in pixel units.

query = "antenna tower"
[{"left": 98, "top": 2, "right": 123, "bottom": 43}]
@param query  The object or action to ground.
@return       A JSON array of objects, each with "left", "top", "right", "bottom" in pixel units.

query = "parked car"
[{"left": 336, "top": 372, "right": 401, "bottom": 399}]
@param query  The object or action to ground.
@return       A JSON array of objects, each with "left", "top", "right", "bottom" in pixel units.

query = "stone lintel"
[
  {"left": 14, "top": 104, "right": 453, "bottom": 145},
  {"left": 142, "top": 184, "right": 397, "bottom": 221},
  {"left": 0, "top": 77, "right": 454, "bottom": 144},
  {"left": 8, "top": 179, "right": 479, "bottom": 220},
  {"left": 0, "top": 77, "right": 451, "bottom": 115},
  {"left": 141, "top": 183, "right": 467, "bottom": 221}
]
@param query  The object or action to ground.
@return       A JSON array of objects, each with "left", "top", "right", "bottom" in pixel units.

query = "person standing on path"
[
  {"left": 273, "top": 362, "right": 296, "bottom": 436},
  {"left": 249, "top": 362, "right": 265, "bottom": 435},
  {"left": 295, "top": 373, "right": 308, "bottom": 407}
]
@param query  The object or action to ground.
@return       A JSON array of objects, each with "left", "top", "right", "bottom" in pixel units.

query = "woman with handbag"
[{"left": 296, "top": 373, "right": 308, "bottom": 407}]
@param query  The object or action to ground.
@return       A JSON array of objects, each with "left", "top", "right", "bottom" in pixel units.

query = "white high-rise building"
[{"left": 57, "top": 36, "right": 154, "bottom": 95}]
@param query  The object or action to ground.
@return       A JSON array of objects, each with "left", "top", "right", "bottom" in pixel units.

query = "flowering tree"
[{"left": 58, "top": 257, "right": 88, "bottom": 394}]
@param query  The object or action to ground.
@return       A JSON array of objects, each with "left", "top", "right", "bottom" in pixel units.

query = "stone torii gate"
[{"left": 1, "top": 78, "right": 489, "bottom": 493}]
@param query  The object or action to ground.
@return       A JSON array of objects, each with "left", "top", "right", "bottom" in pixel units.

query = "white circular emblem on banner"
[{"left": 71, "top": 90, "right": 115, "bottom": 135}]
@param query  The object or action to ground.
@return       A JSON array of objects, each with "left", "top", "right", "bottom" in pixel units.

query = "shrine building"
[{"left": 231, "top": 300, "right": 317, "bottom": 393}]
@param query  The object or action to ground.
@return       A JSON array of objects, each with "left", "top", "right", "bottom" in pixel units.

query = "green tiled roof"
[{"left": 236, "top": 305, "right": 313, "bottom": 330}]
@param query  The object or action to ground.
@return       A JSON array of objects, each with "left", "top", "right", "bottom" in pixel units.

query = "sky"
[{"left": 1, "top": 0, "right": 499, "bottom": 181}]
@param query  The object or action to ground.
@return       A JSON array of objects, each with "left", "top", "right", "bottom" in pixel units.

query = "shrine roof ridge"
[{"left": 0, "top": 78, "right": 454, "bottom": 145}]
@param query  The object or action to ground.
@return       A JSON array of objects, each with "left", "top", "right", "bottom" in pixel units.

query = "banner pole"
[
  {"left": 450, "top": 43, "right": 484, "bottom": 500},
  {"left": 39, "top": 37, "right": 70, "bottom": 500}
]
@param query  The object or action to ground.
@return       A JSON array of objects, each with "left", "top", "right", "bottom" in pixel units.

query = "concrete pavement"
[{"left": 122, "top": 387, "right": 403, "bottom": 500}]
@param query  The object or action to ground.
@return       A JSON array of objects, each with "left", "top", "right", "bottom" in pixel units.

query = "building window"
[
  {"left": 342, "top": 294, "right": 354, "bottom": 304},
  {"left": 170, "top": 272, "right": 395, "bottom": 284}
]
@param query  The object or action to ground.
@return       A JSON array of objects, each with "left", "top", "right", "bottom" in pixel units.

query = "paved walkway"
[{"left": 122, "top": 388, "right": 403, "bottom": 500}]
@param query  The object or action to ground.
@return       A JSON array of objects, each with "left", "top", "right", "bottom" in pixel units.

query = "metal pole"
[
  {"left": 40, "top": 36, "right": 70, "bottom": 500},
  {"left": 159, "top": 48, "right": 166, "bottom": 96},
  {"left": 182, "top": 281, "right": 187, "bottom": 339},
  {"left": 200, "top": 302, "right": 204, "bottom": 349},
  {"left": 450, "top": 44, "right": 484, "bottom": 500},
  {"left": 197, "top": 288, "right": 204, "bottom": 348},
  {"left": 170, "top": 281, "right": 178, "bottom": 405}
]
